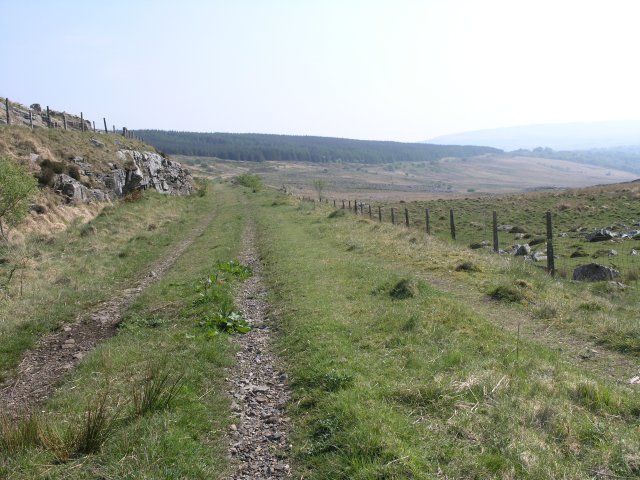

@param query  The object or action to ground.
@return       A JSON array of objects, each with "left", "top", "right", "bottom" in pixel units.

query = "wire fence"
[
  {"left": 299, "top": 194, "right": 640, "bottom": 289},
  {"left": 1, "top": 96, "right": 141, "bottom": 141}
]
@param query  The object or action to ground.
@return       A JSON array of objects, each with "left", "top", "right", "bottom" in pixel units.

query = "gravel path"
[
  {"left": 0, "top": 213, "right": 216, "bottom": 418},
  {"left": 227, "top": 224, "right": 292, "bottom": 479}
]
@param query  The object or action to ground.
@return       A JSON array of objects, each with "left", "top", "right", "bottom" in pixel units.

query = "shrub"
[
  {"left": 328, "top": 209, "right": 347, "bottom": 219},
  {"left": 234, "top": 173, "right": 262, "bottom": 192},
  {"left": 67, "top": 165, "right": 81, "bottom": 180},
  {"left": 0, "top": 157, "right": 38, "bottom": 239}
]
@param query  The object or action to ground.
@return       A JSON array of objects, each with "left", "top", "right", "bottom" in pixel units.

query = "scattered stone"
[
  {"left": 469, "top": 240, "right": 488, "bottom": 249},
  {"left": 608, "top": 249, "right": 618, "bottom": 256},
  {"left": 530, "top": 251, "right": 547, "bottom": 262},
  {"left": 572, "top": 263, "right": 620, "bottom": 282}
]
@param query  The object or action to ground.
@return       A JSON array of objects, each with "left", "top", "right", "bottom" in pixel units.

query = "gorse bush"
[{"left": 234, "top": 173, "right": 262, "bottom": 192}]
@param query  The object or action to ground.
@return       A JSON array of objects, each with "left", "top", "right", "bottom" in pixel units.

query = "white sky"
[{"left": 2, "top": 0, "right": 640, "bottom": 141}]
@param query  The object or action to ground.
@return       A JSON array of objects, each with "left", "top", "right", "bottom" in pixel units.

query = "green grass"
[
  {"left": 251, "top": 190, "right": 640, "bottom": 479},
  {"left": 0, "top": 183, "right": 245, "bottom": 478},
  {"left": 0, "top": 189, "right": 219, "bottom": 382}
]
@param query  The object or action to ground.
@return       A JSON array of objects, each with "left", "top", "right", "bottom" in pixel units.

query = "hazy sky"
[{"left": 2, "top": 0, "right": 640, "bottom": 141}]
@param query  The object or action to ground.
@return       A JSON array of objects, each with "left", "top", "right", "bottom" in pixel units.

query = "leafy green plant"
[
  {"left": 215, "top": 259, "right": 252, "bottom": 280},
  {"left": 200, "top": 309, "right": 251, "bottom": 335}
]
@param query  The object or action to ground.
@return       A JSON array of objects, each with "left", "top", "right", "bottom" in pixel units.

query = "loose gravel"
[{"left": 227, "top": 224, "right": 292, "bottom": 479}]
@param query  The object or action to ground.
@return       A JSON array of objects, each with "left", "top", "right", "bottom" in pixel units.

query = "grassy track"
[
  {"left": 0, "top": 190, "right": 216, "bottom": 381},
  {"left": 1, "top": 184, "right": 244, "bottom": 478},
  {"left": 252, "top": 192, "right": 640, "bottom": 479}
]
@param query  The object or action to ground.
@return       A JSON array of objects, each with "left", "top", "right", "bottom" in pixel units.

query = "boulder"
[
  {"left": 469, "top": 240, "right": 489, "bottom": 249},
  {"left": 115, "top": 150, "right": 193, "bottom": 196},
  {"left": 514, "top": 244, "right": 531, "bottom": 256},
  {"left": 587, "top": 229, "right": 615, "bottom": 242},
  {"left": 572, "top": 263, "right": 620, "bottom": 282}
]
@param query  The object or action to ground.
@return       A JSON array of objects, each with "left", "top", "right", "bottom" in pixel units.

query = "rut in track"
[
  {"left": 227, "top": 224, "right": 292, "bottom": 479},
  {"left": 0, "top": 213, "right": 216, "bottom": 417}
]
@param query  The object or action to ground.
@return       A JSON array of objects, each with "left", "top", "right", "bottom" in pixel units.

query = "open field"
[{"left": 177, "top": 154, "right": 637, "bottom": 200}]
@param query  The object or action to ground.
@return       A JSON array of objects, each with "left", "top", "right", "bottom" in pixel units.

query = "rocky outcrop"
[{"left": 55, "top": 150, "right": 192, "bottom": 204}]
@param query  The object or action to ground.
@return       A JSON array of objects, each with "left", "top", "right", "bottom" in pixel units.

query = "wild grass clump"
[
  {"left": 488, "top": 284, "right": 525, "bottom": 302},
  {"left": 132, "top": 365, "right": 183, "bottom": 416},
  {"left": 0, "top": 414, "right": 42, "bottom": 453},
  {"left": 389, "top": 278, "right": 418, "bottom": 299},
  {"left": 70, "top": 393, "right": 118, "bottom": 456},
  {"left": 328, "top": 209, "right": 347, "bottom": 219},
  {"left": 455, "top": 261, "right": 480, "bottom": 272}
]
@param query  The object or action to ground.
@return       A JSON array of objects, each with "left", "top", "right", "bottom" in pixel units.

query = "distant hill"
[
  {"left": 136, "top": 130, "right": 501, "bottom": 164},
  {"left": 429, "top": 120, "right": 640, "bottom": 151}
]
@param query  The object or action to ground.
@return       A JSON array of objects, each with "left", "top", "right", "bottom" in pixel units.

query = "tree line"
[{"left": 136, "top": 130, "right": 501, "bottom": 164}]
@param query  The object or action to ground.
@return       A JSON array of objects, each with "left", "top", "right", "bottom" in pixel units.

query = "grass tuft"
[
  {"left": 132, "top": 364, "right": 184, "bottom": 417},
  {"left": 389, "top": 278, "right": 418, "bottom": 299}
]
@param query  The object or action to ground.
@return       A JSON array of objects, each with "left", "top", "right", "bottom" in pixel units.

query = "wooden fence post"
[
  {"left": 425, "top": 208, "right": 431, "bottom": 235},
  {"left": 354, "top": 200, "right": 358, "bottom": 214},
  {"left": 333, "top": 199, "right": 336, "bottom": 207},
  {"left": 391, "top": 208, "right": 396, "bottom": 225},
  {"left": 404, "top": 208, "right": 409, "bottom": 227},
  {"left": 29, "top": 111, "right": 33, "bottom": 129},
  {"left": 368, "top": 204, "right": 372, "bottom": 219},
  {"left": 46, "top": 106, "right": 51, "bottom": 128},
  {"left": 112, "top": 125, "right": 115, "bottom": 134},
  {"left": 449, "top": 209, "right": 456, "bottom": 240},
  {"left": 492, "top": 211, "right": 499, "bottom": 252},
  {"left": 103, "top": 118, "right": 108, "bottom": 134},
  {"left": 378, "top": 206, "right": 382, "bottom": 222},
  {"left": 92, "top": 121, "right": 96, "bottom": 131},
  {"left": 342, "top": 200, "right": 345, "bottom": 209},
  {"left": 359, "top": 203, "right": 364, "bottom": 215},
  {"left": 5, "top": 98, "right": 10, "bottom": 125},
  {"left": 80, "top": 112, "right": 84, "bottom": 131},
  {"left": 546, "top": 211, "right": 555, "bottom": 276},
  {"left": 122, "top": 127, "right": 126, "bottom": 137},
  {"left": 62, "top": 113, "right": 67, "bottom": 130},
  {"left": 348, "top": 200, "right": 351, "bottom": 209}
]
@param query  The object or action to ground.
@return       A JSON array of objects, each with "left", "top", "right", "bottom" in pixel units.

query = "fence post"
[
  {"left": 359, "top": 203, "right": 363, "bottom": 215},
  {"left": 449, "top": 209, "right": 456, "bottom": 240},
  {"left": 46, "top": 106, "right": 51, "bottom": 128},
  {"left": 112, "top": 125, "right": 115, "bottom": 134},
  {"left": 92, "top": 121, "right": 96, "bottom": 131},
  {"left": 4, "top": 98, "right": 9, "bottom": 125},
  {"left": 391, "top": 208, "right": 395, "bottom": 225},
  {"left": 354, "top": 200, "right": 358, "bottom": 214},
  {"left": 29, "top": 111, "right": 33, "bottom": 129},
  {"left": 368, "top": 204, "right": 372, "bottom": 219},
  {"left": 404, "top": 208, "right": 409, "bottom": 227},
  {"left": 546, "top": 211, "right": 555, "bottom": 276},
  {"left": 103, "top": 118, "right": 108, "bottom": 134},
  {"left": 80, "top": 112, "right": 85, "bottom": 131},
  {"left": 63, "top": 113, "right": 67, "bottom": 130},
  {"left": 425, "top": 208, "right": 430, "bottom": 235},
  {"left": 333, "top": 199, "right": 336, "bottom": 207},
  {"left": 122, "top": 127, "right": 126, "bottom": 137},
  {"left": 492, "top": 211, "right": 499, "bottom": 252},
  {"left": 378, "top": 206, "right": 382, "bottom": 222},
  {"left": 342, "top": 200, "right": 345, "bottom": 209}
]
